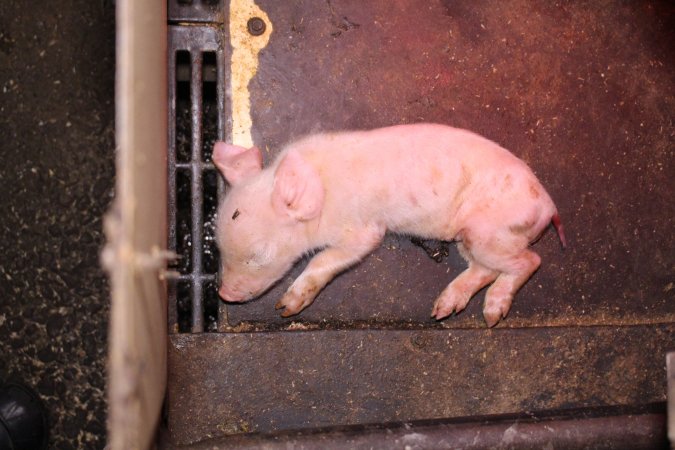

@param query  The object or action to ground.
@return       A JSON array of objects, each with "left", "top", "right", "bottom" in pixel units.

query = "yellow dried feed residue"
[{"left": 229, "top": 0, "right": 273, "bottom": 148}]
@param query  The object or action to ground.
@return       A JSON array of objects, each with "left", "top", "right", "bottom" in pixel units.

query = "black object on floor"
[{"left": 0, "top": 382, "right": 48, "bottom": 450}]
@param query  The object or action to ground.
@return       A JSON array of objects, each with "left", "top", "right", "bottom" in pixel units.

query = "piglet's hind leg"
[
  {"left": 482, "top": 249, "right": 541, "bottom": 327},
  {"left": 432, "top": 262, "right": 498, "bottom": 320}
]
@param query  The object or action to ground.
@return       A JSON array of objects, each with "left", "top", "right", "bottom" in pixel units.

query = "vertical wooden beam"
[{"left": 104, "top": 1, "right": 168, "bottom": 449}]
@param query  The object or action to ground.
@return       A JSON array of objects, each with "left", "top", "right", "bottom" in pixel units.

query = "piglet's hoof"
[
  {"left": 483, "top": 305, "right": 509, "bottom": 328},
  {"left": 275, "top": 290, "right": 311, "bottom": 317},
  {"left": 0, "top": 381, "right": 49, "bottom": 450},
  {"left": 274, "top": 299, "right": 300, "bottom": 317}
]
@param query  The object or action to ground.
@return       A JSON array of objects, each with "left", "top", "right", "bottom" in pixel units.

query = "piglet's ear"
[
  {"left": 212, "top": 141, "right": 263, "bottom": 185},
  {"left": 272, "top": 150, "right": 324, "bottom": 222}
]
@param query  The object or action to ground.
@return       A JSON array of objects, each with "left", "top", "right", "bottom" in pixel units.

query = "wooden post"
[{"left": 103, "top": 1, "right": 168, "bottom": 448}]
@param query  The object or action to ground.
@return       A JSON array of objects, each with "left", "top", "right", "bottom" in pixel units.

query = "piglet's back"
[{"left": 280, "top": 124, "right": 537, "bottom": 238}]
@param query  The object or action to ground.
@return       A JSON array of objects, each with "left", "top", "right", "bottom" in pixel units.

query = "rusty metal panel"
[
  {"left": 163, "top": 0, "right": 675, "bottom": 447},
  {"left": 166, "top": 324, "right": 673, "bottom": 444},
  {"left": 163, "top": 404, "right": 668, "bottom": 450},
  {"left": 213, "top": 0, "right": 675, "bottom": 329}
]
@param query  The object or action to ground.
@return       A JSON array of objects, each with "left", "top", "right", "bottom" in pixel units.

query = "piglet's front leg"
[{"left": 275, "top": 226, "right": 384, "bottom": 317}]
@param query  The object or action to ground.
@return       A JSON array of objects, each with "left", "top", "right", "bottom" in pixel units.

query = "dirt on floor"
[{"left": 0, "top": 1, "right": 115, "bottom": 448}]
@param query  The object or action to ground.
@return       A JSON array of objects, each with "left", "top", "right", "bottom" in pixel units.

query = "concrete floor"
[{"left": 0, "top": 1, "right": 115, "bottom": 448}]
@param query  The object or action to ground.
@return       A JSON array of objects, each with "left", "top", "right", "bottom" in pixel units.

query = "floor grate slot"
[
  {"left": 169, "top": 0, "right": 223, "bottom": 24},
  {"left": 168, "top": 24, "right": 228, "bottom": 334}
]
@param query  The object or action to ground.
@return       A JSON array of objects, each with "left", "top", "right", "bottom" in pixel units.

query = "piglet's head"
[{"left": 212, "top": 142, "right": 324, "bottom": 303}]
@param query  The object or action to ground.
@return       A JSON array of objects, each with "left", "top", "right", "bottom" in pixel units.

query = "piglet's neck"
[{"left": 297, "top": 213, "right": 325, "bottom": 249}]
